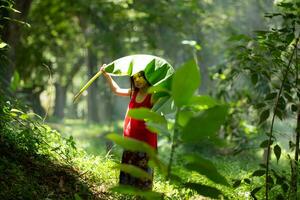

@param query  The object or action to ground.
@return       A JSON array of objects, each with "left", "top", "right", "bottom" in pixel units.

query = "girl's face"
[{"left": 132, "top": 72, "right": 148, "bottom": 89}]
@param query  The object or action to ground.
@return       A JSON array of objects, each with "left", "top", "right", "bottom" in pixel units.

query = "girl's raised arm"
[{"left": 100, "top": 65, "right": 131, "bottom": 97}]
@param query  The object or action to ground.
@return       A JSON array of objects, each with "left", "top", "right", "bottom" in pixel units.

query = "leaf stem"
[
  {"left": 265, "top": 37, "right": 299, "bottom": 200},
  {"left": 167, "top": 107, "right": 180, "bottom": 180}
]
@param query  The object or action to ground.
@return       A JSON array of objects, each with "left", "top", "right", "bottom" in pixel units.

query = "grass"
[
  {"left": 2, "top": 108, "right": 293, "bottom": 199},
  {"left": 46, "top": 118, "right": 286, "bottom": 199}
]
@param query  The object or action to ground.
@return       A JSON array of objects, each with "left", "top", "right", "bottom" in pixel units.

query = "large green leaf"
[
  {"left": 181, "top": 105, "right": 228, "bottom": 142},
  {"left": 74, "top": 54, "right": 174, "bottom": 103},
  {"left": 127, "top": 108, "right": 167, "bottom": 124},
  {"left": 151, "top": 96, "right": 175, "bottom": 115},
  {"left": 184, "top": 182, "right": 223, "bottom": 199},
  {"left": 171, "top": 59, "right": 201, "bottom": 107},
  {"left": 113, "top": 164, "right": 152, "bottom": 180},
  {"left": 106, "top": 133, "right": 167, "bottom": 174},
  {"left": 127, "top": 108, "right": 168, "bottom": 134},
  {"left": 178, "top": 110, "right": 195, "bottom": 127},
  {"left": 184, "top": 154, "right": 229, "bottom": 186},
  {"left": 105, "top": 54, "right": 174, "bottom": 86},
  {"left": 145, "top": 121, "right": 170, "bottom": 136}
]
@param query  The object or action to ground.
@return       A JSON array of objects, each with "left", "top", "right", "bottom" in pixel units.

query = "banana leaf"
[{"left": 73, "top": 54, "right": 174, "bottom": 103}]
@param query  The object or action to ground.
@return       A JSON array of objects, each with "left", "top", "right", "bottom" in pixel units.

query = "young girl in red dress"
[{"left": 100, "top": 65, "right": 157, "bottom": 190}]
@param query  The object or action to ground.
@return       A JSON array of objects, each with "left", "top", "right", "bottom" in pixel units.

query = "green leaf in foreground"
[
  {"left": 184, "top": 182, "right": 223, "bottom": 199},
  {"left": 274, "top": 144, "right": 281, "bottom": 163},
  {"left": 106, "top": 133, "right": 167, "bottom": 174},
  {"left": 128, "top": 108, "right": 167, "bottom": 124},
  {"left": 188, "top": 95, "right": 218, "bottom": 109},
  {"left": 0, "top": 42, "right": 7, "bottom": 48},
  {"left": 184, "top": 154, "right": 229, "bottom": 186},
  {"left": 113, "top": 164, "right": 152, "bottom": 180},
  {"left": 111, "top": 185, "right": 162, "bottom": 200},
  {"left": 181, "top": 105, "right": 228, "bottom": 142},
  {"left": 172, "top": 59, "right": 200, "bottom": 107}
]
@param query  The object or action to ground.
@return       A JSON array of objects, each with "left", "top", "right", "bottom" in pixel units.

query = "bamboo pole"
[{"left": 73, "top": 70, "right": 103, "bottom": 103}]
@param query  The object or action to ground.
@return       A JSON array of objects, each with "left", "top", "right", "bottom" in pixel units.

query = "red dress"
[{"left": 123, "top": 90, "right": 157, "bottom": 149}]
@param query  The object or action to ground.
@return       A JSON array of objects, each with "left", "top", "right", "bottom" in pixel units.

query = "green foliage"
[
  {"left": 171, "top": 59, "right": 200, "bottom": 107},
  {"left": 183, "top": 154, "right": 229, "bottom": 186},
  {"left": 216, "top": 1, "right": 300, "bottom": 199},
  {"left": 181, "top": 105, "right": 228, "bottom": 143},
  {"left": 0, "top": 96, "right": 120, "bottom": 199},
  {"left": 184, "top": 182, "right": 223, "bottom": 199}
]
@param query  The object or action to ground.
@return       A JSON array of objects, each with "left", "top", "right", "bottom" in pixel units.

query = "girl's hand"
[{"left": 99, "top": 64, "right": 107, "bottom": 73}]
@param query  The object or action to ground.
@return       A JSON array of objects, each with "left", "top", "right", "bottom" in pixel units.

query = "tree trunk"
[
  {"left": 31, "top": 90, "right": 45, "bottom": 117},
  {"left": 87, "top": 47, "right": 99, "bottom": 123},
  {"left": 53, "top": 57, "right": 84, "bottom": 120},
  {"left": 21, "top": 86, "right": 45, "bottom": 117},
  {"left": 53, "top": 83, "right": 67, "bottom": 120}
]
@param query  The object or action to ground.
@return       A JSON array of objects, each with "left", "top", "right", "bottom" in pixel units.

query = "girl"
[{"left": 100, "top": 65, "right": 157, "bottom": 190}]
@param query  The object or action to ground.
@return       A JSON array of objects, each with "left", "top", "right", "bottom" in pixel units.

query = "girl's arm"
[{"left": 100, "top": 65, "right": 131, "bottom": 97}]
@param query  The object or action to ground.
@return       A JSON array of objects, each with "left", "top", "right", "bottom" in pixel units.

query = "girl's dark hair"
[{"left": 130, "top": 71, "right": 151, "bottom": 98}]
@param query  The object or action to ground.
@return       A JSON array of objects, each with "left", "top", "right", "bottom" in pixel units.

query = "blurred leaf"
[
  {"left": 251, "top": 186, "right": 262, "bottom": 200},
  {"left": 252, "top": 169, "right": 265, "bottom": 177},
  {"left": 0, "top": 5, "right": 21, "bottom": 13},
  {"left": 260, "top": 139, "right": 273, "bottom": 148},
  {"left": 255, "top": 103, "right": 266, "bottom": 109},
  {"left": 151, "top": 96, "right": 175, "bottom": 115},
  {"left": 274, "top": 144, "right": 281, "bottom": 163},
  {"left": 169, "top": 173, "right": 183, "bottom": 184},
  {"left": 128, "top": 108, "right": 167, "bottom": 124},
  {"left": 146, "top": 122, "right": 169, "bottom": 136},
  {"left": 275, "top": 109, "right": 283, "bottom": 120},
  {"left": 259, "top": 109, "right": 270, "bottom": 124},
  {"left": 184, "top": 182, "right": 223, "bottom": 199},
  {"left": 178, "top": 110, "right": 194, "bottom": 127},
  {"left": 10, "top": 71, "right": 20, "bottom": 91},
  {"left": 74, "top": 193, "right": 82, "bottom": 200},
  {"left": 172, "top": 59, "right": 200, "bottom": 107},
  {"left": 10, "top": 108, "right": 24, "bottom": 114},
  {"left": 268, "top": 175, "right": 274, "bottom": 186},
  {"left": 244, "top": 178, "right": 251, "bottom": 184},
  {"left": 251, "top": 73, "right": 258, "bottom": 85},
  {"left": 19, "top": 114, "right": 29, "bottom": 120},
  {"left": 184, "top": 154, "right": 229, "bottom": 186},
  {"left": 127, "top": 60, "right": 133, "bottom": 76},
  {"left": 265, "top": 92, "right": 277, "bottom": 100},
  {"left": 27, "top": 112, "right": 43, "bottom": 121},
  {"left": 232, "top": 179, "right": 241, "bottom": 188},
  {"left": 291, "top": 104, "right": 298, "bottom": 112},
  {"left": 106, "top": 134, "right": 166, "bottom": 174},
  {"left": 113, "top": 164, "right": 152, "bottom": 180},
  {"left": 0, "top": 42, "right": 7, "bottom": 48},
  {"left": 181, "top": 105, "right": 228, "bottom": 142}
]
